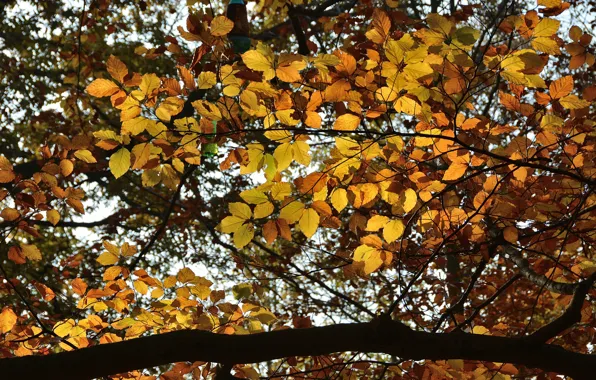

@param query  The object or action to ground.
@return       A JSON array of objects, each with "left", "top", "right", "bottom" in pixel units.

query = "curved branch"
[
  {"left": 528, "top": 273, "right": 596, "bottom": 343},
  {"left": 0, "top": 319, "right": 594, "bottom": 379}
]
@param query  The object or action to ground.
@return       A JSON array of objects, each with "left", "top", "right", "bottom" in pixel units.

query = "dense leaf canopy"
[{"left": 1, "top": 0, "right": 596, "bottom": 379}]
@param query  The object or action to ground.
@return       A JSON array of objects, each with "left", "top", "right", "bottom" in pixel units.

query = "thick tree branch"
[
  {"left": 288, "top": 6, "right": 310, "bottom": 55},
  {"left": 0, "top": 319, "right": 594, "bottom": 379},
  {"left": 528, "top": 273, "right": 596, "bottom": 343}
]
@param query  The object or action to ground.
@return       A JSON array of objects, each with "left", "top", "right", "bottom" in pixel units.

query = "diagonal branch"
[
  {"left": 528, "top": 273, "right": 596, "bottom": 343},
  {"left": 129, "top": 167, "right": 196, "bottom": 269}
]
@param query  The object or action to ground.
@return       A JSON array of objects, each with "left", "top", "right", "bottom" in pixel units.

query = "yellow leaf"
[
  {"left": 234, "top": 223, "right": 254, "bottom": 248},
  {"left": 177, "top": 267, "right": 195, "bottom": 283},
  {"left": 276, "top": 66, "right": 301, "bottom": 82},
  {"left": 121, "top": 117, "right": 149, "bottom": 135},
  {"left": 103, "top": 240, "right": 120, "bottom": 255},
  {"left": 293, "top": 141, "right": 311, "bottom": 167},
  {"left": 0, "top": 308, "right": 17, "bottom": 333},
  {"left": 299, "top": 208, "right": 319, "bottom": 238},
  {"left": 279, "top": 201, "right": 305, "bottom": 223},
  {"left": 253, "top": 202, "right": 274, "bottom": 219},
  {"left": 242, "top": 50, "right": 275, "bottom": 79},
  {"left": 402, "top": 188, "right": 417, "bottom": 213},
  {"left": 532, "top": 37, "right": 560, "bottom": 54},
  {"left": 97, "top": 251, "right": 119, "bottom": 266},
  {"left": 156, "top": 97, "right": 184, "bottom": 122},
  {"left": 198, "top": 71, "right": 217, "bottom": 89},
  {"left": 229, "top": 202, "right": 252, "bottom": 220},
  {"left": 140, "top": 73, "right": 160, "bottom": 96},
  {"left": 86, "top": 78, "right": 119, "bottom": 97},
  {"left": 274, "top": 143, "right": 293, "bottom": 171},
  {"left": 366, "top": 215, "right": 389, "bottom": 231},
  {"left": 334, "top": 113, "right": 361, "bottom": 131},
  {"left": 109, "top": 148, "right": 131, "bottom": 179},
  {"left": 47, "top": 209, "right": 60, "bottom": 226},
  {"left": 240, "top": 189, "right": 269, "bottom": 204},
  {"left": 534, "top": 18, "right": 560, "bottom": 37},
  {"left": 353, "top": 245, "right": 384, "bottom": 275},
  {"left": 383, "top": 220, "right": 404, "bottom": 243},
  {"left": 559, "top": 94, "right": 590, "bottom": 109},
  {"left": 53, "top": 319, "right": 75, "bottom": 338},
  {"left": 448, "top": 360, "right": 464, "bottom": 371},
  {"left": 331, "top": 188, "right": 348, "bottom": 212},
  {"left": 192, "top": 100, "right": 222, "bottom": 120},
  {"left": 133, "top": 280, "right": 148, "bottom": 295},
  {"left": 20, "top": 244, "right": 42, "bottom": 261},
  {"left": 106, "top": 55, "right": 128, "bottom": 83},
  {"left": 74, "top": 149, "right": 97, "bottom": 163},
  {"left": 210, "top": 15, "right": 234, "bottom": 36},
  {"left": 275, "top": 109, "right": 300, "bottom": 126},
  {"left": 271, "top": 182, "right": 292, "bottom": 200},
  {"left": 427, "top": 13, "right": 453, "bottom": 35}
]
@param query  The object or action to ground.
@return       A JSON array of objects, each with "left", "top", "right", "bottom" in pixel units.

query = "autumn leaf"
[
  {"left": 20, "top": 244, "right": 42, "bottom": 261},
  {"left": 74, "top": 149, "right": 97, "bottom": 163},
  {"left": 331, "top": 188, "right": 348, "bottom": 212},
  {"left": 109, "top": 148, "right": 131, "bottom": 179},
  {"left": 383, "top": 220, "right": 405, "bottom": 243},
  {"left": 299, "top": 208, "right": 319, "bottom": 238},
  {"left": 549, "top": 76, "right": 573, "bottom": 99},
  {"left": 140, "top": 73, "right": 160, "bottom": 96},
  {"left": 210, "top": 16, "right": 234, "bottom": 37},
  {"left": 443, "top": 156, "right": 469, "bottom": 181},
  {"left": 503, "top": 226, "right": 518, "bottom": 244},
  {"left": 0, "top": 156, "right": 15, "bottom": 183},
  {"left": 333, "top": 113, "right": 361, "bottom": 131},
  {"left": 1, "top": 207, "right": 20, "bottom": 221},
  {"left": 106, "top": 55, "right": 128, "bottom": 83},
  {"left": 0, "top": 308, "right": 17, "bottom": 333},
  {"left": 47, "top": 209, "right": 61, "bottom": 226},
  {"left": 86, "top": 78, "right": 120, "bottom": 97}
]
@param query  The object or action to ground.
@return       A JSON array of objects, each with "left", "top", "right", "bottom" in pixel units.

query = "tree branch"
[
  {"left": 528, "top": 273, "right": 596, "bottom": 343},
  {"left": 288, "top": 6, "right": 310, "bottom": 55},
  {"left": 0, "top": 319, "right": 594, "bottom": 379},
  {"left": 129, "top": 167, "right": 196, "bottom": 269}
]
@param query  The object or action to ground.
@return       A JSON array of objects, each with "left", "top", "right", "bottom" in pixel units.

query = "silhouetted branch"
[{"left": 0, "top": 319, "right": 594, "bottom": 379}]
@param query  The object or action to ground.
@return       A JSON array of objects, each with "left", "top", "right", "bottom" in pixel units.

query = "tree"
[{"left": 0, "top": 0, "right": 595, "bottom": 378}]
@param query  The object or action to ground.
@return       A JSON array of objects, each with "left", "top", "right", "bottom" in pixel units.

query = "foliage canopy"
[{"left": 1, "top": 0, "right": 596, "bottom": 378}]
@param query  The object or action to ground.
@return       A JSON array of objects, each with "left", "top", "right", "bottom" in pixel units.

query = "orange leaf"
[
  {"left": 549, "top": 76, "right": 573, "bottom": 99},
  {"left": 86, "top": 79, "right": 120, "bottom": 97},
  {"left": 503, "top": 226, "right": 518, "bottom": 244},
  {"left": 0, "top": 308, "right": 17, "bottom": 333},
  {"left": 72, "top": 278, "right": 88, "bottom": 296},
  {"left": 263, "top": 220, "right": 278, "bottom": 244},
  {"left": 106, "top": 55, "right": 128, "bottom": 83}
]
